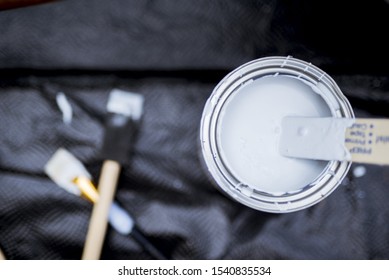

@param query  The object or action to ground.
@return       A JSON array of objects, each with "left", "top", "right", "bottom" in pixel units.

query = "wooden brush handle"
[
  {"left": 0, "top": 247, "right": 6, "bottom": 260},
  {"left": 82, "top": 160, "right": 121, "bottom": 260}
]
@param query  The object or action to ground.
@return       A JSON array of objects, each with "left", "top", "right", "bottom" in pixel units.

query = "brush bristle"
[{"left": 44, "top": 148, "right": 91, "bottom": 195}]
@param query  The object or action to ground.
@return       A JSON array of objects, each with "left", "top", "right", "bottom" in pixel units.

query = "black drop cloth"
[{"left": 1, "top": 0, "right": 389, "bottom": 259}]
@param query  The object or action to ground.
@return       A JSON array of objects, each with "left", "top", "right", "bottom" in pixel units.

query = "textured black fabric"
[{"left": 1, "top": 0, "right": 389, "bottom": 260}]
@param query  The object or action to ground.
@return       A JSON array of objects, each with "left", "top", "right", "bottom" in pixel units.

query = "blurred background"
[{"left": 0, "top": 0, "right": 389, "bottom": 259}]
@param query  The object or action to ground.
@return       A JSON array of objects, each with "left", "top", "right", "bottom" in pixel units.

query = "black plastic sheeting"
[{"left": 0, "top": 0, "right": 389, "bottom": 259}]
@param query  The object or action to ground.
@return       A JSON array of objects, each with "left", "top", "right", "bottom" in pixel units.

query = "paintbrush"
[
  {"left": 44, "top": 148, "right": 166, "bottom": 259},
  {"left": 82, "top": 89, "right": 144, "bottom": 260}
]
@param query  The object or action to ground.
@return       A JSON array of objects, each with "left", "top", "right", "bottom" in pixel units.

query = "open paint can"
[{"left": 200, "top": 56, "right": 354, "bottom": 213}]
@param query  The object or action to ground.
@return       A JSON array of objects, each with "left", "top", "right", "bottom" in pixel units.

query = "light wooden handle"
[
  {"left": 82, "top": 160, "right": 121, "bottom": 260},
  {"left": 0, "top": 247, "right": 6, "bottom": 260}
]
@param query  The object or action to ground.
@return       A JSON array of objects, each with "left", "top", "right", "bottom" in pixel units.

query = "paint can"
[{"left": 200, "top": 56, "right": 354, "bottom": 213}]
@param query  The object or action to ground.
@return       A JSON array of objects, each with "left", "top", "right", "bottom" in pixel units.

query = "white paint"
[
  {"left": 107, "top": 89, "right": 144, "bottom": 120},
  {"left": 56, "top": 92, "right": 73, "bottom": 125},
  {"left": 108, "top": 202, "right": 134, "bottom": 235},
  {"left": 44, "top": 148, "right": 91, "bottom": 195},
  {"left": 353, "top": 166, "right": 367, "bottom": 178},
  {"left": 280, "top": 117, "right": 354, "bottom": 161},
  {"left": 217, "top": 75, "right": 333, "bottom": 193}
]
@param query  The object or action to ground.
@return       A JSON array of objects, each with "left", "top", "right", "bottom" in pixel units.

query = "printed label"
[{"left": 345, "top": 118, "right": 389, "bottom": 165}]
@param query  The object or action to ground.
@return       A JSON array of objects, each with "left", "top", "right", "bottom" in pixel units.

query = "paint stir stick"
[{"left": 280, "top": 117, "right": 389, "bottom": 165}]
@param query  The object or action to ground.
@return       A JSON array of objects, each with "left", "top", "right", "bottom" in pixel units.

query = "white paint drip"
[
  {"left": 353, "top": 166, "right": 367, "bottom": 178},
  {"left": 56, "top": 92, "right": 73, "bottom": 125}
]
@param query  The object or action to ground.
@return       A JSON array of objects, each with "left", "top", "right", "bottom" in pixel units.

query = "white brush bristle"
[
  {"left": 44, "top": 148, "right": 91, "bottom": 195},
  {"left": 106, "top": 89, "right": 144, "bottom": 120}
]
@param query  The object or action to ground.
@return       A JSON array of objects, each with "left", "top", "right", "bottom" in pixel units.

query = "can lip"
[{"left": 200, "top": 56, "right": 354, "bottom": 213}]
